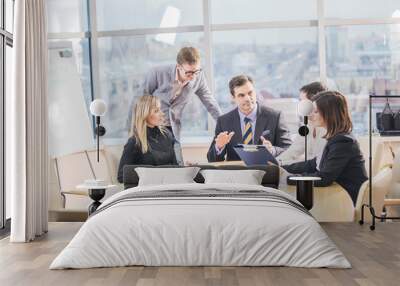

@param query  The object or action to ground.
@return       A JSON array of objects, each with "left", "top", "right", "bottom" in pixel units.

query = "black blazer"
[
  {"left": 207, "top": 105, "right": 292, "bottom": 162},
  {"left": 117, "top": 127, "right": 177, "bottom": 183},
  {"left": 283, "top": 133, "right": 368, "bottom": 205}
]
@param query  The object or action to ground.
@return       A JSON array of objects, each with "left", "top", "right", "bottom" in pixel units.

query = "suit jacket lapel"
[
  {"left": 231, "top": 108, "right": 243, "bottom": 145},
  {"left": 254, "top": 105, "right": 267, "bottom": 145},
  {"left": 319, "top": 141, "right": 330, "bottom": 169}
]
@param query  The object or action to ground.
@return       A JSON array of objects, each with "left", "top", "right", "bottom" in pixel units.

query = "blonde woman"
[{"left": 117, "top": 95, "right": 177, "bottom": 183}]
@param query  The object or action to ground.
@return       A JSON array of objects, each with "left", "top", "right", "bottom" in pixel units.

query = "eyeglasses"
[{"left": 179, "top": 65, "right": 202, "bottom": 76}]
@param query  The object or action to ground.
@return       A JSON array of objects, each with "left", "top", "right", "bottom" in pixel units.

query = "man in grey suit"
[
  {"left": 128, "top": 46, "right": 221, "bottom": 139},
  {"left": 207, "top": 75, "right": 292, "bottom": 162},
  {"left": 128, "top": 47, "right": 221, "bottom": 164}
]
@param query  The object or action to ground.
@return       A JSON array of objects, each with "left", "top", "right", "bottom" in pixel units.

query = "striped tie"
[{"left": 242, "top": 117, "right": 253, "bottom": 145}]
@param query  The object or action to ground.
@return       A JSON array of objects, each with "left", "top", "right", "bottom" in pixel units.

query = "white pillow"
[
  {"left": 200, "top": 169, "right": 266, "bottom": 185},
  {"left": 135, "top": 167, "right": 200, "bottom": 186}
]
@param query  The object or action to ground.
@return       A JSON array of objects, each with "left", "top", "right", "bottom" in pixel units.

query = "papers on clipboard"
[{"left": 233, "top": 144, "right": 278, "bottom": 166}]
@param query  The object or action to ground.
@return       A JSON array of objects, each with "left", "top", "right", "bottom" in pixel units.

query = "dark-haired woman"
[{"left": 283, "top": 91, "right": 368, "bottom": 205}]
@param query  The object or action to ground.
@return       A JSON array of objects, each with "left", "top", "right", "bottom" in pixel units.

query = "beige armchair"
[
  {"left": 284, "top": 166, "right": 392, "bottom": 222},
  {"left": 50, "top": 148, "right": 123, "bottom": 221},
  {"left": 285, "top": 183, "right": 354, "bottom": 222},
  {"left": 355, "top": 166, "right": 392, "bottom": 225},
  {"left": 381, "top": 149, "right": 400, "bottom": 219}
]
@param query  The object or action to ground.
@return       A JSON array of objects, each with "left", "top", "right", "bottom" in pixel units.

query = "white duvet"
[{"left": 50, "top": 183, "right": 350, "bottom": 269}]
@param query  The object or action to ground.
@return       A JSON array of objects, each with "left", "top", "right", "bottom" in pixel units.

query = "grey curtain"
[{"left": 10, "top": 0, "right": 48, "bottom": 242}]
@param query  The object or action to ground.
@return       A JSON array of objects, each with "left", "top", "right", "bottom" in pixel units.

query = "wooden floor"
[{"left": 0, "top": 222, "right": 400, "bottom": 286}]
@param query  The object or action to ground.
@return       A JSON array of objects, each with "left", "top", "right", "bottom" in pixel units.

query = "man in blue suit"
[{"left": 207, "top": 75, "right": 292, "bottom": 162}]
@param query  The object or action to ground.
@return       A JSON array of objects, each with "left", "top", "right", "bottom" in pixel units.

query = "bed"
[{"left": 50, "top": 165, "right": 350, "bottom": 269}]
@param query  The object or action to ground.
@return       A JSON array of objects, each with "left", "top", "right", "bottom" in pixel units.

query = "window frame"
[{"left": 1, "top": 0, "right": 14, "bottom": 232}]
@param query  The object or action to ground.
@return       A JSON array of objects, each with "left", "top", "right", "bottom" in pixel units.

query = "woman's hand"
[{"left": 268, "top": 161, "right": 291, "bottom": 177}]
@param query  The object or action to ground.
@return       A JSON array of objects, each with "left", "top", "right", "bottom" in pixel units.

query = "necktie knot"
[{"left": 244, "top": 117, "right": 252, "bottom": 124}]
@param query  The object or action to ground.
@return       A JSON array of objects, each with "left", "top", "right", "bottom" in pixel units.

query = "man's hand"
[
  {"left": 260, "top": 136, "right": 274, "bottom": 154},
  {"left": 185, "top": 161, "right": 198, "bottom": 166},
  {"left": 215, "top": 131, "right": 235, "bottom": 149}
]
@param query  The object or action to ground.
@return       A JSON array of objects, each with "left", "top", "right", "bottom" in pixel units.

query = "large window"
[
  {"left": 1, "top": 0, "right": 14, "bottom": 231},
  {"left": 96, "top": 0, "right": 203, "bottom": 30},
  {"left": 325, "top": 0, "right": 400, "bottom": 19},
  {"left": 211, "top": 0, "right": 317, "bottom": 24},
  {"left": 213, "top": 27, "right": 318, "bottom": 134},
  {"left": 97, "top": 33, "right": 205, "bottom": 138},
  {"left": 47, "top": 0, "right": 400, "bottom": 144},
  {"left": 47, "top": 0, "right": 88, "bottom": 33},
  {"left": 326, "top": 24, "right": 400, "bottom": 133}
]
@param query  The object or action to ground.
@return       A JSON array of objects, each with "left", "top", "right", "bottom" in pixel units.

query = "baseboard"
[{"left": 48, "top": 209, "right": 88, "bottom": 222}]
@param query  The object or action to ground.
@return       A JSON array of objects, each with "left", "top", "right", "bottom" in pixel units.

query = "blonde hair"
[{"left": 130, "top": 95, "right": 166, "bottom": 153}]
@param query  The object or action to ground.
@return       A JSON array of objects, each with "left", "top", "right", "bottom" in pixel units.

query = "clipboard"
[{"left": 233, "top": 144, "right": 278, "bottom": 166}]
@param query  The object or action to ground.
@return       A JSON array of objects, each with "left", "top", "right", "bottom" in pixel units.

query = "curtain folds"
[{"left": 10, "top": 0, "right": 48, "bottom": 242}]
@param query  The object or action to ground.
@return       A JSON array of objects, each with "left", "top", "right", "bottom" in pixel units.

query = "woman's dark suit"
[
  {"left": 283, "top": 133, "right": 368, "bottom": 205},
  {"left": 117, "top": 127, "right": 177, "bottom": 183}
]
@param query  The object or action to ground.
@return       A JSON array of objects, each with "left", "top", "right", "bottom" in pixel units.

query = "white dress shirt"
[
  {"left": 276, "top": 124, "right": 327, "bottom": 169},
  {"left": 215, "top": 104, "right": 258, "bottom": 154}
]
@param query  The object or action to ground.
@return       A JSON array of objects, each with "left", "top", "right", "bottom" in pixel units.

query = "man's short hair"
[
  {"left": 229, "top": 75, "right": 254, "bottom": 96},
  {"left": 299, "top": 81, "right": 327, "bottom": 100},
  {"left": 176, "top": 47, "right": 201, "bottom": 65}
]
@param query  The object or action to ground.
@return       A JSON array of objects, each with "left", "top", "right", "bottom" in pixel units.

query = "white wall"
[{"left": 48, "top": 41, "right": 94, "bottom": 157}]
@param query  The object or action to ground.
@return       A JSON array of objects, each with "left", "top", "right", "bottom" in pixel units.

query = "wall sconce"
[
  {"left": 89, "top": 99, "right": 107, "bottom": 162},
  {"left": 297, "top": 99, "right": 313, "bottom": 162}
]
